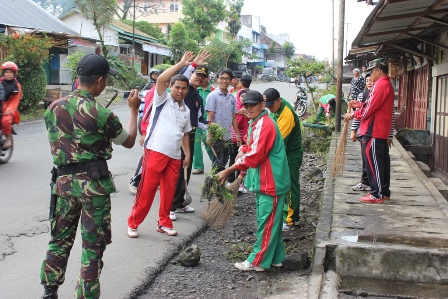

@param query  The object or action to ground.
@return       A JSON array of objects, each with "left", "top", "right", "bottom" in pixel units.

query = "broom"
[
  {"left": 331, "top": 101, "right": 352, "bottom": 177},
  {"left": 200, "top": 174, "right": 244, "bottom": 228}
]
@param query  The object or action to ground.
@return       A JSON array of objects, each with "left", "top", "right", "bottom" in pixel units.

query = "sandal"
[{"left": 3, "top": 139, "right": 11, "bottom": 149}]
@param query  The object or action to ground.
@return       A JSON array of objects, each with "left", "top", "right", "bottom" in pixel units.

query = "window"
[{"left": 170, "top": 4, "right": 178, "bottom": 12}]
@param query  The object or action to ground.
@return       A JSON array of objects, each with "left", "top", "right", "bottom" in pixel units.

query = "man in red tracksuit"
[{"left": 345, "top": 58, "right": 394, "bottom": 204}]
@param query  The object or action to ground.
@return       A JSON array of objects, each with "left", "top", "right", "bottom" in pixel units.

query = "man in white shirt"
[{"left": 127, "top": 52, "right": 195, "bottom": 238}]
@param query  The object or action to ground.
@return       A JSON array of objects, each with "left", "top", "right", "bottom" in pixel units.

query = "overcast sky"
[{"left": 241, "top": 0, "right": 375, "bottom": 61}]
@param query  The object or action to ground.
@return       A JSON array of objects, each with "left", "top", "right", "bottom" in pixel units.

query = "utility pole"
[
  {"left": 336, "top": 0, "right": 345, "bottom": 132},
  {"left": 345, "top": 22, "right": 350, "bottom": 58},
  {"left": 332, "top": 0, "right": 335, "bottom": 68},
  {"left": 132, "top": 0, "right": 136, "bottom": 69}
]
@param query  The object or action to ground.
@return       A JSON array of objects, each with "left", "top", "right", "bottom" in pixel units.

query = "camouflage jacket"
[{"left": 45, "top": 89, "right": 124, "bottom": 197}]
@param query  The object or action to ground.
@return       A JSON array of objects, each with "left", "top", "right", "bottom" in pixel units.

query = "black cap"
[
  {"left": 194, "top": 65, "right": 209, "bottom": 77},
  {"left": 240, "top": 74, "right": 252, "bottom": 85},
  {"left": 242, "top": 90, "right": 264, "bottom": 105},
  {"left": 263, "top": 88, "right": 280, "bottom": 108},
  {"left": 77, "top": 54, "right": 118, "bottom": 76}
]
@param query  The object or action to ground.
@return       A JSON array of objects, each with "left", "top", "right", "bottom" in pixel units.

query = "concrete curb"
[{"left": 308, "top": 132, "right": 340, "bottom": 298}]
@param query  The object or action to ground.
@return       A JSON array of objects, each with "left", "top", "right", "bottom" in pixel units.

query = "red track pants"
[
  {"left": 128, "top": 149, "right": 181, "bottom": 229},
  {"left": 1, "top": 114, "right": 12, "bottom": 134}
]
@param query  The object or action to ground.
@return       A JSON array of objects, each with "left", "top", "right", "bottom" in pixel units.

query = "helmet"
[
  {"left": 149, "top": 69, "right": 159, "bottom": 76},
  {"left": 1, "top": 61, "right": 19, "bottom": 72}
]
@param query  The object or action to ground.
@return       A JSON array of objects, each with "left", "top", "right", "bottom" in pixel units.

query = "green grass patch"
[{"left": 20, "top": 107, "right": 46, "bottom": 122}]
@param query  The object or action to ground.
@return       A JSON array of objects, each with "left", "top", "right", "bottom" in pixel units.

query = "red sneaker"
[{"left": 360, "top": 195, "right": 384, "bottom": 204}]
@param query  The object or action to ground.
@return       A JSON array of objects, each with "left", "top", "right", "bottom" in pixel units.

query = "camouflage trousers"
[{"left": 40, "top": 194, "right": 112, "bottom": 299}]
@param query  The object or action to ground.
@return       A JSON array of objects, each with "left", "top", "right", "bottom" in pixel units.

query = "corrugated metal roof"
[
  {"left": 353, "top": 0, "right": 448, "bottom": 48},
  {"left": 0, "top": 0, "right": 79, "bottom": 36}
]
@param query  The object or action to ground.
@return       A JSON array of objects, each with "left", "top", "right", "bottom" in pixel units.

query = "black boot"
[{"left": 41, "top": 285, "right": 58, "bottom": 299}]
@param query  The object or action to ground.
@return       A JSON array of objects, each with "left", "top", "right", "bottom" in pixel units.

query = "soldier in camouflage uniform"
[{"left": 40, "top": 54, "right": 140, "bottom": 299}]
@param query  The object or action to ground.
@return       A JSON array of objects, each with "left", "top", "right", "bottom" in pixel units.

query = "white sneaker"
[
  {"left": 352, "top": 183, "right": 371, "bottom": 191},
  {"left": 156, "top": 225, "right": 177, "bottom": 236},
  {"left": 272, "top": 263, "right": 283, "bottom": 268},
  {"left": 127, "top": 227, "right": 138, "bottom": 238},
  {"left": 234, "top": 260, "right": 265, "bottom": 272},
  {"left": 282, "top": 223, "right": 294, "bottom": 231},
  {"left": 238, "top": 184, "right": 248, "bottom": 194},
  {"left": 129, "top": 183, "right": 137, "bottom": 194},
  {"left": 175, "top": 206, "right": 195, "bottom": 213},
  {"left": 169, "top": 211, "right": 176, "bottom": 221}
]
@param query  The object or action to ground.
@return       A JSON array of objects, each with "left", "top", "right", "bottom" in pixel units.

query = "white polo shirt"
[{"left": 144, "top": 90, "right": 191, "bottom": 159}]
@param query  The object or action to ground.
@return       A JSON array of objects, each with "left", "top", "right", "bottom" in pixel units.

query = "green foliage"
[
  {"left": 302, "top": 137, "right": 331, "bottom": 154},
  {"left": 74, "top": 0, "right": 118, "bottom": 58},
  {"left": 181, "top": 0, "right": 226, "bottom": 44},
  {"left": 168, "top": 23, "right": 193, "bottom": 63},
  {"left": 256, "top": 65, "right": 264, "bottom": 75},
  {"left": 65, "top": 50, "right": 86, "bottom": 81},
  {"left": 0, "top": 34, "right": 53, "bottom": 113},
  {"left": 18, "top": 65, "right": 47, "bottom": 113},
  {"left": 121, "top": 20, "right": 167, "bottom": 44},
  {"left": 227, "top": 0, "right": 244, "bottom": 40},
  {"left": 268, "top": 42, "right": 277, "bottom": 54},
  {"left": 107, "top": 56, "right": 147, "bottom": 90},
  {"left": 283, "top": 41, "right": 295, "bottom": 59},
  {"left": 201, "top": 168, "right": 234, "bottom": 202},
  {"left": 207, "top": 123, "right": 226, "bottom": 143},
  {"left": 204, "top": 38, "right": 251, "bottom": 71},
  {"left": 153, "top": 64, "right": 173, "bottom": 72}
]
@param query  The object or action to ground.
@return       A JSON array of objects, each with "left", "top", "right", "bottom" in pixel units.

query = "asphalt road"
[{"left": 0, "top": 81, "right": 300, "bottom": 298}]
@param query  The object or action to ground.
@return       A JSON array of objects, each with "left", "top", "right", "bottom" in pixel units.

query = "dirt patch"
[{"left": 135, "top": 151, "right": 327, "bottom": 299}]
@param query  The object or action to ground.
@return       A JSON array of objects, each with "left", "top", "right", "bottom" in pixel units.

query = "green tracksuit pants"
[
  {"left": 192, "top": 128, "right": 214, "bottom": 170},
  {"left": 40, "top": 195, "right": 111, "bottom": 299},
  {"left": 247, "top": 193, "right": 285, "bottom": 268},
  {"left": 284, "top": 150, "right": 303, "bottom": 226}
]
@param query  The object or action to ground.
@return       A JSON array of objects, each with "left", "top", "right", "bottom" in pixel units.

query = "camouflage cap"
[{"left": 366, "top": 58, "right": 387, "bottom": 71}]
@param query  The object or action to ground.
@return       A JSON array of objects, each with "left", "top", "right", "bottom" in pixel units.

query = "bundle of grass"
[{"left": 206, "top": 123, "right": 228, "bottom": 159}]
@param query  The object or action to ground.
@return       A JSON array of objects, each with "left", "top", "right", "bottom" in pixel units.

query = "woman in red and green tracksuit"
[{"left": 219, "top": 90, "right": 290, "bottom": 271}]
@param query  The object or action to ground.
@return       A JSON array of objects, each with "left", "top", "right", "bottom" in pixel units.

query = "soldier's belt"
[{"left": 57, "top": 159, "right": 109, "bottom": 180}]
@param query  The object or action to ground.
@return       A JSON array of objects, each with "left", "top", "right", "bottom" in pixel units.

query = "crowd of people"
[{"left": 6, "top": 51, "right": 393, "bottom": 298}]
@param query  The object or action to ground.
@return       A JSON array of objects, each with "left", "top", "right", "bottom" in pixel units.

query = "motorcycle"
[
  {"left": 294, "top": 86, "right": 308, "bottom": 118},
  {"left": 0, "top": 125, "right": 15, "bottom": 164},
  {"left": 137, "top": 89, "right": 149, "bottom": 135}
]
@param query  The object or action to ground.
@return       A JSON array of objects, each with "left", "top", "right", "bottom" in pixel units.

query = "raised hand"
[
  {"left": 193, "top": 50, "right": 211, "bottom": 66},
  {"left": 180, "top": 51, "right": 195, "bottom": 67}
]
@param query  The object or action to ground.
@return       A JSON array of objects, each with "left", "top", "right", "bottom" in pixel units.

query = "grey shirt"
[{"left": 205, "top": 89, "right": 237, "bottom": 140}]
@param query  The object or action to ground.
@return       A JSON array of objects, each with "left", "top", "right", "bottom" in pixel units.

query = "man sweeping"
[
  {"left": 263, "top": 88, "right": 303, "bottom": 231},
  {"left": 217, "top": 90, "right": 290, "bottom": 271}
]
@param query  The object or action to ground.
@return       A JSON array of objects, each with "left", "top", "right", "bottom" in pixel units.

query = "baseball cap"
[
  {"left": 194, "top": 65, "right": 209, "bottom": 77},
  {"left": 262, "top": 88, "right": 280, "bottom": 108},
  {"left": 366, "top": 58, "right": 387, "bottom": 71},
  {"left": 242, "top": 90, "right": 264, "bottom": 105},
  {"left": 77, "top": 54, "right": 118, "bottom": 76},
  {"left": 240, "top": 74, "right": 252, "bottom": 85}
]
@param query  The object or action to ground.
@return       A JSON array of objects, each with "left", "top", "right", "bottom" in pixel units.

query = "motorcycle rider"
[
  {"left": 142, "top": 68, "right": 159, "bottom": 91},
  {"left": 1, "top": 61, "right": 22, "bottom": 148}
]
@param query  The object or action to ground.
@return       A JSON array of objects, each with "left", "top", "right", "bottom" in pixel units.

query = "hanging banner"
[{"left": 142, "top": 44, "right": 170, "bottom": 56}]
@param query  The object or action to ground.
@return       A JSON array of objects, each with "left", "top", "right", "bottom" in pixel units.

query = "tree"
[
  {"left": 181, "top": 0, "right": 226, "bottom": 45},
  {"left": 282, "top": 41, "right": 295, "bottom": 59},
  {"left": 0, "top": 34, "right": 53, "bottom": 112},
  {"left": 118, "top": 0, "right": 163, "bottom": 20},
  {"left": 268, "top": 42, "right": 277, "bottom": 54},
  {"left": 168, "top": 23, "right": 198, "bottom": 63},
  {"left": 227, "top": 0, "right": 244, "bottom": 40},
  {"left": 74, "top": 0, "right": 118, "bottom": 58},
  {"left": 285, "top": 58, "right": 326, "bottom": 117},
  {"left": 121, "top": 19, "right": 167, "bottom": 44},
  {"left": 204, "top": 38, "right": 252, "bottom": 72},
  {"left": 32, "top": 0, "right": 75, "bottom": 15}
]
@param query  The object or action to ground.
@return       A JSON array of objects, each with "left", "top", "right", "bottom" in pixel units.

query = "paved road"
[{"left": 0, "top": 81, "right": 298, "bottom": 298}]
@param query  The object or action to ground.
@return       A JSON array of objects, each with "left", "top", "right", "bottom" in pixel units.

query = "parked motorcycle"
[
  {"left": 0, "top": 125, "right": 14, "bottom": 164},
  {"left": 294, "top": 86, "right": 308, "bottom": 118}
]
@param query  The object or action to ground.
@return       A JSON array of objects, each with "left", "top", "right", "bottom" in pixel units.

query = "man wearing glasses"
[
  {"left": 205, "top": 68, "right": 241, "bottom": 172},
  {"left": 217, "top": 90, "right": 290, "bottom": 271}
]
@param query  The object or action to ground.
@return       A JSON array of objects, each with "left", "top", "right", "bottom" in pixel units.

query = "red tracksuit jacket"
[{"left": 353, "top": 76, "right": 394, "bottom": 139}]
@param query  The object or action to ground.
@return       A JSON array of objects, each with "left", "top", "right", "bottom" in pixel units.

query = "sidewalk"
[{"left": 311, "top": 133, "right": 448, "bottom": 298}]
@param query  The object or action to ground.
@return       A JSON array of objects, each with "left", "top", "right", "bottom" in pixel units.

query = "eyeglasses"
[{"left": 218, "top": 77, "right": 231, "bottom": 81}]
